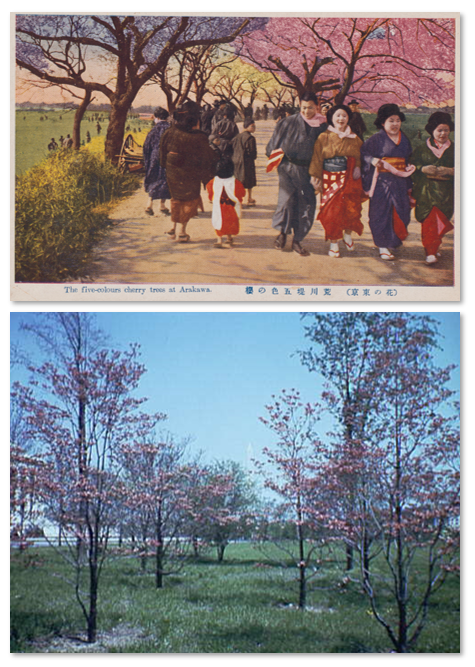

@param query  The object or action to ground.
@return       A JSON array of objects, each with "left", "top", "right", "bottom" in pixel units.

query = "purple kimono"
[
  {"left": 361, "top": 130, "right": 412, "bottom": 248},
  {"left": 143, "top": 121, "right": 171, "bottom": 200}
]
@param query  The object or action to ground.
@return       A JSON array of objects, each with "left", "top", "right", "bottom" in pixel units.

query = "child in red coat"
[{"left": 206, "top": 157, "right": 245, "bottom": 247}]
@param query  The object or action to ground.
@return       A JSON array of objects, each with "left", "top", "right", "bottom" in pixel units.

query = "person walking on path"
[
  {"left": 265, "top": 92, "right": 327, "bottom": 256},
  {"left": 309, "top": 104, "right": 366, "bottom": 258},
  {"left": 411, "top": 111, "right": 455, "bottom": 265},
  {"left": 206, "top": 157, "right": 245, "bottom": 248},
  {"left": 143, "top": 106, "right": 171, "bottom": 217},
  {"left": 159, "top": 100, "right": 217, "bottom": 243},
  {"left": 232, "top": 118, "right": 257, "bottom": 206},
  {"left": 361, "top": 103, "right": 415, "bottom": 261},
  {"left": 210, "top": 104, "right": 239, "bottom": 157}
]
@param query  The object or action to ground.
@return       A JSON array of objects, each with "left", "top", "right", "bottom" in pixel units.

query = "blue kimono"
[
  {"left": 361, "top": 130, "right": 413, "bottom": 248},
  {"left": 266, "top": 114, "right": 326, "bottom": 242},
  {"left": 143, "top": 121, "right": 171, "bottom": 200}
]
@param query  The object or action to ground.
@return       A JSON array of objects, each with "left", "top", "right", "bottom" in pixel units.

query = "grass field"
[
  {"left": 15, "top": 110, "right": 152, "bottom": 175},
  {"left": 10, "top": 542, "right": 459, "bottom": 653}
]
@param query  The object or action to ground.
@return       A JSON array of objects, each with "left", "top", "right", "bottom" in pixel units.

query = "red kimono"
[{"left": 206, "top": 178, "right": 245, "bottom": 237}]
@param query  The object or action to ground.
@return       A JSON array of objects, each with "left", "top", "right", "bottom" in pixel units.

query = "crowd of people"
[
  {"left": 142, "top": 95, "right": 454, "bottom": 263},
  {"left": 143, "top": 100, "right": 257, "bottom": 247}
]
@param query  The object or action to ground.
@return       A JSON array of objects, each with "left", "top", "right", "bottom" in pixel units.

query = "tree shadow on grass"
[{"left": 10, "top": 610, "right": 67, "bottom": 652}]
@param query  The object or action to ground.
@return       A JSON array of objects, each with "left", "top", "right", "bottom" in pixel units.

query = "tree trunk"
[
  {"left": 104, "top": 101, "right": 132, "bottom": 164},
  {"left": 298, "top": 562, "right": 307, "bottom": 609},
  {"left": 346, "top": 543, "right": 353, "bottom": 571},
  {"left": 296, "top": 494, "right": 307, "bottom": 609},
  {"left": 363, "top": 536, "right": 370, "bottom": 583},
  {"left": 141, "top": 552, "right": 148, "bottom": 572},
  {"left": 192, "top": 535, "right": 200, "bottom": 558},
  {"left": 155, "top": 515, "right": 163, "bottom": 588},
  {"left": 155, "top": 544, "right": 163, "bottom": 588},
  {"left": 87, "top": 553, "right": 99, "bottom": 643},
  {"left": 217, "top": 542, "right": 226, "bottom": 562},
  {"left": 72, "top": 89, "right": 92, "bottom": 150}
]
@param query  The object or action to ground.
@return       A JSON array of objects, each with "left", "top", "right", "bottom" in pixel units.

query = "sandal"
[
  {"left": 379, "top": 251, "right": 395, "bottom": 261},
  {"left": 343, "top": 234, "right": 355, "bottom": 251},
  {"left": 165, "top": 229, "right": 176, "bottom": 238},
  {"left": 328, "top": 248, "right": 340, "bottom": 258},
  {"left": 292, "top": 242, "right": 310, "bottom": 257},
  {"left": 274, "top": 233, "right": 287, "bottom": 250},
  {"left": 425, "top": 254, "right": 438, "bottom": 264},
  {"left": 213, "top": 242, "right": 226, "bottom": 249},
  {"left": 177, "top": 233, "right": 190, "bottom": 243},
  {"left": 160, "top": 207, "right": 170, "bottom": 216},
  {"left": 145, "top": 207, "right": 154, "bottom": 216}
]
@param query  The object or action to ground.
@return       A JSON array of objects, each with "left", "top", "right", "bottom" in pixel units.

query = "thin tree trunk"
[
  {"left": 72, "top": 89, "right": 92, "bottom": 149},
  {"left": 346, "top": 543, "right": 354, "bottom": 571},
  {"left": 155, "top": 508, "right": 163, "bottom": 588},
  {"left": 296, "top": 494, "right": 306, "bottom": 609},
  {"left": 87, "top": 536, "right": 99, "bottom": 643},
  {"left": 217, "top": 543, "right": 226, "bottom": 562}
]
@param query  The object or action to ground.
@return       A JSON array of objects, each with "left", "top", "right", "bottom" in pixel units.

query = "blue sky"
[{"left": 10, "top": 312, "right": 460, "bottom": 470}]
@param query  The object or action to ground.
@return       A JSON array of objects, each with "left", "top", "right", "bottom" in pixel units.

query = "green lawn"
[
  {"left": 15, "top": 110, "right": 152, "bottom": 175},
  {"left": 10, "top": 542, "right": 459, "bottom": 653}
]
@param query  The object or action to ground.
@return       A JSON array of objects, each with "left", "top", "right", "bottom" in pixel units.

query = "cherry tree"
[
  {"left": 10, "top": 444, "right": 43, "bottom": 549},
  {"left": 16, "top": 15, "right": 267, "bottom": 159},
  {"left": 120, "top": 433, "right": 193, "bottom": 588},
  {"left": 152, "top": 45, "right": 238, "bottom": 111},
  {"left": 299, "top": 313, "right": 460, "bottom": 652},
  {"left": 207, "top": 59, "right": 273, "bottom": 115},
  {"left": 14, "top": 344, "right": 165, "bottom": 643},
  {"left": 258, "top": 390, "right": 324, "bottom": 609},
  {"left": 186, "top": 460, "right": 257, "bottom": 563},
  {"left": 236, "top": 17, "right": 455, "bottom": 108}
]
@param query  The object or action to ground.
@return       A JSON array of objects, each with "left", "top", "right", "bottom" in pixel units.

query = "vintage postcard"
[{"left": 11, "top": 12, "right": 460, "bottom": 301}]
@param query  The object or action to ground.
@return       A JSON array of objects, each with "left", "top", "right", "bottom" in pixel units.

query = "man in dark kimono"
[
  {"left": 266, "top": 92, "right": 327, "bottom": 255},
  {"left": 232, "top": 118, "right": 257, "bottom": 205},
  {"left": 143, "top": 107, "right": 171, "bottom": 216}
]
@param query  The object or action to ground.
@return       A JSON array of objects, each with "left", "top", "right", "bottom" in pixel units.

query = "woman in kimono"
[
  {"left": 232, "top": 118, "right": 257, "bottom": 206},
  {"left": 411, "top": 112, "right": 454, "bottom": 264},
  {"left": 159, "top": 101, "right": 217, "bottom": 242},
  {"left": 309, "top": 104, "right": 365, "bottom": 258},
  {"left": 206, "top": 157, "right": 246, "bottom": 247},
  {"left": 143, "top": 107, "right": 171, "bottom": 216},
  {"left": 361, "top": 104, "right": 415, "bottom": 261}
]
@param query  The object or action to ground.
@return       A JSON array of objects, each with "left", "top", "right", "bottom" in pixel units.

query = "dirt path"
[{"left": 85, "top": 121, "right": 454, "bottom": 288}]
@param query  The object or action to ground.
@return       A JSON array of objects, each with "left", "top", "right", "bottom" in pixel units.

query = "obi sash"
[
  {"left": 323, "top": 156, "right": 347, "bottom": 172},
  {"left": 378, "top": 157, "right": 406, "bottom": 173},
  {"left": 366, "top": 156, "right": 416, "bottom": 198}
]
